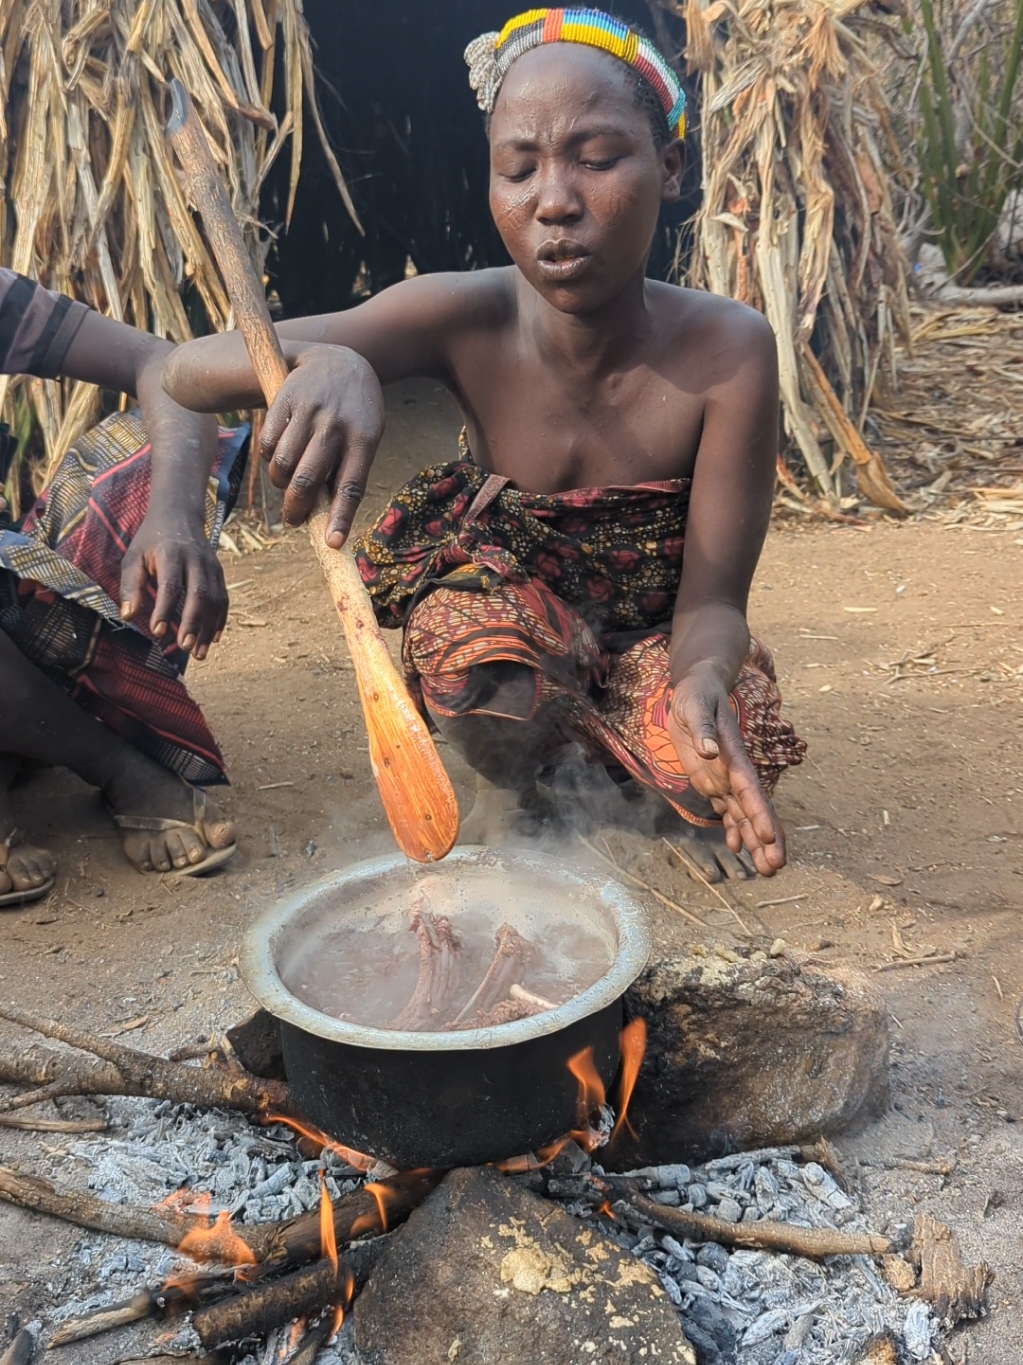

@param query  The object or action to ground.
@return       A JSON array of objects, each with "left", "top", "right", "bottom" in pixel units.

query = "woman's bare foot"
[
  {"left": 0, "top": 782, "right": 56, "bottom": 901},
  {"left": 101, "top": 750, "right": 235, "bottom": 874}
]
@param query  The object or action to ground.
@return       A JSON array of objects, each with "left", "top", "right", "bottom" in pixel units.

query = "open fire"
[{"left": 0, "top": 1001, "right": 962, "bottom": 1365}]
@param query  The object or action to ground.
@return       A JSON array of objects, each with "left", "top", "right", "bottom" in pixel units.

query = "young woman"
[
  {"left": 164, "top": 8, "right": 805, "bottom": 882},
  {"left": 0, "top": 272, "right": 240, "bottom": 902}
]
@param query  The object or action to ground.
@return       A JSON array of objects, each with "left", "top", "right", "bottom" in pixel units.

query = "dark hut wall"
[{"left": 265, "top": 0, "right": 695, "bottom": 317}]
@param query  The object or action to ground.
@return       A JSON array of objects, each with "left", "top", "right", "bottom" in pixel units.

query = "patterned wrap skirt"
[
  {"left": 353, "top": 458, "right": 806, "bottom": 824},
  {"left": 0, "top": 411, "right": 248, "bottom": 786}
]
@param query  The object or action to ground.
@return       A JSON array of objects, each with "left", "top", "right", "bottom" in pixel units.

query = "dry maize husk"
[
  {"left": 677, "top": 0, "right": 911, "bottom": 510},
  {"left": 0, "top": 0, "right": 358, "bottom": 513}
]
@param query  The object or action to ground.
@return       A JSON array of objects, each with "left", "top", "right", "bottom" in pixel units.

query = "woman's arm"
[
  {"left": 44, "top": 312, "right": 226, "bottom": 657},
  {"left": 667, "top": 305, "right": 782, "bottom": 874},
  {"left": 162, "top": 273, "right": 496, "bottom": 545}
]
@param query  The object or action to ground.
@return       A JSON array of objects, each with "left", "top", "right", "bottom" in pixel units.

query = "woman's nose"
[{"left": 535, "top": 165, "right": 583, "bottom": 224}]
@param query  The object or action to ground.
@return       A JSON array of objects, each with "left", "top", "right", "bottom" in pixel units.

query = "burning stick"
[
  {"left": 452, "top": 924, "right": 537, "bottom": 1026},
  {"left": 389, "top": 910, "right": 461, "bottom": 1031},
  {"left": 0, "top": 1163, "right": 440, "bottom": 1269},
  {"left": 285, "top": 1317, "right": 334, "bottom": 1365},
  {"left": 47, "top": 1276, "right": 230, "bottom": 1348},
  {"left": 192, "top": 1241, "right": 385, "bottom": 1349},
  {"left": 0, "top": 1007, "right": 292, "bottom": 1116}
]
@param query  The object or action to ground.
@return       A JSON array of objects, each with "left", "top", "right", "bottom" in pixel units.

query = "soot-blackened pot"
[{"left": 240, "top": 847, "right": 650, "bottom": 1169}]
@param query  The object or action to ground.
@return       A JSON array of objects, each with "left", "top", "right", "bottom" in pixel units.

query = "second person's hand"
[{"left": 260, "top": 343, "right": 386, "bottom": 548}]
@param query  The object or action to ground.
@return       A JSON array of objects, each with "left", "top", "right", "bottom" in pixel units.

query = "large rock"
[
  {"left": 353, "top": 1166, "right": 695, "bottom": 1365},
  {"left": 614, "top": 948, "right": 889, "bottom": 1166}
]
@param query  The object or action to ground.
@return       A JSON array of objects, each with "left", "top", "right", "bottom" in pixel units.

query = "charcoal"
[{"left": 695, "top": 1244, "right": 730, "bottom": 1275}]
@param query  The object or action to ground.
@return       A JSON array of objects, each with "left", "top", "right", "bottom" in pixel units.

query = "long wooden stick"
[
  {"left": 166, "top": 79, "right": 459, "bottom": 863},
  {"left": 0, "top": 1006, "right": 291, "bottom": 1116},
  {"left": 625, "top": 1189, "right": 891, "bottom": 1260}
]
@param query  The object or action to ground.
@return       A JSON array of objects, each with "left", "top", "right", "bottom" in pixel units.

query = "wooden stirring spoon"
[{"left": 166, "top": 79, "right": 459, "bottom": 862}]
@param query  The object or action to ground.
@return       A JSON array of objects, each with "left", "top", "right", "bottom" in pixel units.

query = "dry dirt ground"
[{"left": 1, "top": 379, "right": 1021, "bottom": 1362}]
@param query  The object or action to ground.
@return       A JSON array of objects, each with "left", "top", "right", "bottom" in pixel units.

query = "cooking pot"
[{"left": 240, "top": 846, "right": 650, "bottom": 1169}]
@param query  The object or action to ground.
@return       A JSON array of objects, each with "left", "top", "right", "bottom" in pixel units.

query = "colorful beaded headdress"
[{"left": 465, "top": 8, "right": 686, "bottom": 139}]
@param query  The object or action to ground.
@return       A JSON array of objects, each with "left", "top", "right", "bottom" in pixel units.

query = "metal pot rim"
[{"left": 240, "top": 846, "right": 651, "bottom": 1052}]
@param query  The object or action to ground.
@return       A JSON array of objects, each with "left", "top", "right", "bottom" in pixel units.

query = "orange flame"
[
  {"left": 320, "top": 1175, "right": 339, "bottom": 1275},
  {"left": 610, "top": 1017, "right": 647, "bottom": 1145},
  {"left": 264, "top": 1112, "right": 375, "bottom": 1173},
  {"left": 493, "top": 1137, "right": 575, "bottom": 1174},
  {"left": 597, "top": 1199, "right": 617, "bottom": 1221},
  {"left": 328, "top": 1266, "right": 356, "bottom": 1342},
  {"left": 365, "top": 1182, "right": 390, "bottom": 1233},
  {"left": 567, "top": 1045, "right": 608, "bottom": 1151},
  {"left": 170, "top": 1195, "right": 255, "bottom": 1266}
]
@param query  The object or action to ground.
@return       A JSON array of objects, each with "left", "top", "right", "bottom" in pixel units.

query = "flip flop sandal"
[
  {"left": 107, "top": 784, "right": 236, "bottom": 878},
  {"left": 0, "top": 828, "right": 55, "bottom": 907}
]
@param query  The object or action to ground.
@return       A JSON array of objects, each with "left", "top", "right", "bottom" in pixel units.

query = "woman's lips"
[
  {"left": 535, "top": 238, "right": 592, "bottom": 283},
  {"left": 536, "top": 253, "right": 592, "bottom": 282}
]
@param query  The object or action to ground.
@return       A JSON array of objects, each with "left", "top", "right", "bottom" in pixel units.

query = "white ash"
[
  {"left": 548, "top": 1147, "right": 938, "bottom": 1365},
  {"left": 44, "top": 1093, "right": 361, "bottom": 1348},
  {"left": 27, "top": 1096, "right": 938, "bottom": 1365}
]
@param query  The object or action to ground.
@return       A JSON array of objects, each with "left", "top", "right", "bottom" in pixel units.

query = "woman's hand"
[
  {"left": 668, "top": 666, "right": 786, "bottom": 876},
  {"left": 120, "top": 514, "right": 228, "bottom": 660},
  {"left": 261, "top": 344, "right": 386, "bottom": 547}
]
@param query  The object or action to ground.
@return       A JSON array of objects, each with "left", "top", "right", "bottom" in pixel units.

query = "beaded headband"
[{"left": 465, "top": 8, "right": 686, "bottom": 139}]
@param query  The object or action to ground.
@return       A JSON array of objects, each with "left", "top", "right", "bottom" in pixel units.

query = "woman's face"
[{"left": 488, "top": 43, "right": 683, "bottom": 316}]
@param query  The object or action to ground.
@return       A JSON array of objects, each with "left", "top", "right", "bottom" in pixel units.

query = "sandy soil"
[{"left": 1, "top": 379, "right": 1021, "bottom": 1361}]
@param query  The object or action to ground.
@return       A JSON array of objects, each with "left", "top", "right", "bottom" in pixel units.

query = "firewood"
[
  {"left": 192, "top": 1241, "right": 386, "bottom": 1349},
  {"left": 0, "top": 1162, "right": 440, "bottom": 1269},
  {"left": 288, "top": 1319, "right": 334, "bottom": 1365},
  {"left": 0, "top": 1165, "right": 223, "bottom": 1251},
  {"left": 47, "top": 1276, "right": 229, "bottom": 1348},
  {"left": 0, "top": 1007, "right": 292, "bottom": 1115},
  {"left": 0, "top": 1114, "right": 106, "bottom": 1134},
  {"left": 910, "top": 1212, "right": 991, "bottom": 1326},
  {"left": 0, "top": 1330, "right": 34, "bottom": 1365},
  {"left": 624, "top": 1189, "right": 892, "bottom": 1260},
  {"left": 256, "top": 1168, "right": 444, "bottom": 1269}
]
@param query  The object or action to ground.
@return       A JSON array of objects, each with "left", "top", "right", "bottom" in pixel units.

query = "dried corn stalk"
[
  {"left": 678, "top": 0, "right": 910, "bottom": 510},
  {"left": 0, "top": 0, "right": 359, "bottom": 512}
]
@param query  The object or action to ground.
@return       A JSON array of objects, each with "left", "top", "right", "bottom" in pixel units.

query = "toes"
[
  {"left": 203, "top": 816, "right": 236, "bottom": 851},
  {"left": 676, "top": 836, "right": 724, "bottom": 883},
  {"left": 715, "top": 847, "right": 755, "bottom": 881},
  {"left": 122, "top": 833, "right": 155, "bottom": 873},
  {"left": 0, "top": 869, "right": 12, "bottom": 895},
  {"left": 8, "top": 848, "right": 55, "bottom": 890},
  {"left": 165, "top": 831, "right": 194, "bottom": 870}
]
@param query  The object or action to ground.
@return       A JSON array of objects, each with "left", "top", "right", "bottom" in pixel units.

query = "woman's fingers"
[
  {"left": 674, "top": 689, "right": 721, "bottom": 760},
  {"left": 119, "top": 550, "right": 150, "bottom": 626},
  {"left": 325, "top": 437, "right": 374, "bottom": 548},
  {"left": 265, "top": 406, "right": 317, "bottom": 495}
]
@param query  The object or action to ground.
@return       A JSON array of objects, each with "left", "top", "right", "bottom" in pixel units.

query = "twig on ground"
[
  {"left": 622, "top": 1189, "right": 891, "bottom": 1260},
  {"left": 874, "top": 953, "right": 957, "bottom": 972},
  {"left": 0, "top": 1115, "right": 106, "bottom": 1133},
  {"left": 576, "top": 835, "right": 706, "bottom": 928},
  {"left": 661, "top": 837, "right": 754, "bottom": 936}
]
